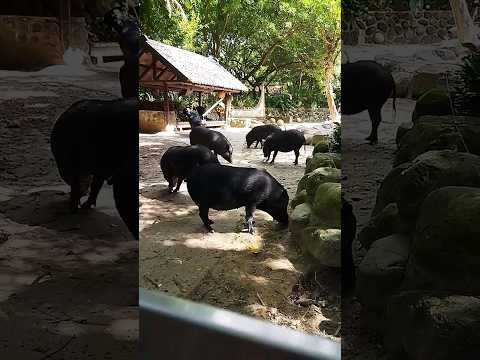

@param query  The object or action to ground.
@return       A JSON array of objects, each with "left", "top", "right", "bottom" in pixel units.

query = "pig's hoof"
[
  {"left": 207, "top": 228, "right": 215, "bottom": 233},
  {"left": 80, "top": 201, "right": 94, "bottom": 209}
]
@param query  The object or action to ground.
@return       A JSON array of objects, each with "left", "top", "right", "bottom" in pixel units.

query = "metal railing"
[{"left": 140, "top": 288, "right": 341, "bottom": 360}]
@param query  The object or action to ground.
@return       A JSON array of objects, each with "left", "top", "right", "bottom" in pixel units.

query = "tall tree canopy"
[{"left": 140, "top": 0, "right": 341, "bottom": 115}]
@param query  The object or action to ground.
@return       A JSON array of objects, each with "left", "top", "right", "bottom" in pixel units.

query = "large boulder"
[
  {"left": 312, "top": 141, "right": 329, "bottom": 154},
  {"left": 404, "top": 186, "right": 480, "bottom": 294},
  {"left": 372, "top": 162, "right": 411, "bottom": 217},
  {"left": 395, "top": 121, "right": 414, "bottom": 146},
  {"left": 411, "top": 88, "right": 452, "bottom": 123},
  {"left": 289, "top": 202, "right": 312, "bottom": 237},
  {"left": 408, "top": 72, "right": 443, "bottom": 99},
  {"left": 311, "top": 182, "right": 341, "bottom": 228},
  {"left": 297, "top": 167, "right": 341, "bottom": 198},
  {"left": 309, "top": 134, "right": 330, "bottom": 147},
  {"left": 301, "top": 227, "right": 341, "bottom": 268},
  {"left": 385, "top": 291, "right": 480, "bottom": 360},
  {"left": 305, "top": 153, "right": 341, "bottom": 173},
  {"left": 290, "top": 189, "right": 308, "bottom": 209},
  {"left": 394, "top": 115, "right": 480, "bottom": 167},
  {"left": 358, "top": 203, "right": 401, "bottom": 249},
  {"left": 356, "top": 234, "right": 410, "bottom": 312},
  {"left": 374, "top": 151, "right": 480, "bottom": 226}
]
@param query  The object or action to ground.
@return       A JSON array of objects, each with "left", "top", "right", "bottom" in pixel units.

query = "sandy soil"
[
  {"left": 341, "top": 98, "right": 416, "bottom": 359},
  {"left": 0, "top": 65, "right": 138, "bottom": 359},
  {"left": 139, "top": 123, "right": 342, "bottom": 341}
]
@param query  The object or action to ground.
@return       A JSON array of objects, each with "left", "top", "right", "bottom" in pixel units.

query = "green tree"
[{"left": 140, "top": 0, "right": 341, "bottom": 113}]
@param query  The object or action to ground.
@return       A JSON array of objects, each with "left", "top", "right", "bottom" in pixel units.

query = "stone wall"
[
  {"left": 0, "top": 15, "right": 88, "bottom": 69},
  {"left": 266, "top": 107, "right": 331, "bottom": 124},
  {"left": 343, "top": 10, "right": 478, "bottom": 45}
]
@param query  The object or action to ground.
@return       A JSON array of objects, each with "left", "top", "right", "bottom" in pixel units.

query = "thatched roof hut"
[
  {"left": 139, "top": 36, "right": 247, "bottom": 93},
  {"left": 139, "top": 35, "right": 249, "bottom": 132}
]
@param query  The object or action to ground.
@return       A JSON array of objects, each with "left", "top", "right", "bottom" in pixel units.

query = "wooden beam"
[
  {"left": 139, "top": 81, "right": 242, "bottom": 94},
  {"left": 139, "top": 62, "right": 154, "bottom": 81},
  {"left": 154, "top": 67, "right": 168, "bottom": 80},
  {"left": 203, "top": 98, "right": 224, "bottom": 117}
]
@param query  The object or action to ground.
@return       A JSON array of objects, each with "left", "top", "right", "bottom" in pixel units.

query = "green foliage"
[
  {"left": 454, "top": 53, "right": 480, "bottom": 116},
  {"left": 329, "top": 122, "right": 341, "bottom": 153},
  {"left": 140, "top": 0, "right": 341, "bottom": 110},
  {"left": 342, "top": 0, "right": 368, "bottom": 18}
]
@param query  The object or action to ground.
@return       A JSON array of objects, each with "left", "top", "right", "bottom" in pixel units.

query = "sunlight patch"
[
  {"left": 262, "top": 258, "right": 299, "bottom": 272},
  {"left": 239, "top": 273, "right": 269, "bottom": 285},
  {"left": 105, "top": 318, "right": 138, "bottom": 341}
]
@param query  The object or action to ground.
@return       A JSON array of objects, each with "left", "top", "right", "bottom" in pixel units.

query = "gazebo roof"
[{"left": 139, "top": 36, "right": 248, "bottom": 93}]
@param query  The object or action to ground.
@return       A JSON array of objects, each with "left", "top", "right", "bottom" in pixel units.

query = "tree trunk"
[
  {"left": 324, "top": 61, "right": 339, "bottom": 123},
  {"left": 449, "top": 0, "right": 480, "bottom": 52}
]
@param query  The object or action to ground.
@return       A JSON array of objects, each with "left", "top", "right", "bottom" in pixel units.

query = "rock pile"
[
  {"left": 289, "top": 134, "right": 342, "bottom": 269},
  {"left": 354, "top": 111, "right": 480, "bottom": 358}
]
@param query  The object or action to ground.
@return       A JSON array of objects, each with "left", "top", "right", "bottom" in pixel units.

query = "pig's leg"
[
  {"left": 366, "top": 107, "right": 381, "bottom": 145},
  {"left": 244, "top": 205, "right": 256, "bottom": 234},
  {"left": 270, "top": 151, "right": 278, "bottom": 164},
  {"left": 168, "top": 180, "right": 175, "bottom": 193},
  {"left": 265, "top": 151, "right": 271, "bottom": 161},
  {"left": 173, "top": 178, "right": 183, "bottom": 192},
  {"left": 293, "top": 149, "right": 300, "bottom": 165},
  {"left": 254, "top": 140, "right": 259, "bottom": 148},
  {"left": 199, "top": 206, "right": 214, "bottom": 232},
  {"left": 70, "top": 182, "right": 81, "bottom": 212},
  {"left": 81, "top": 175, "right": 104, "bottom": 208}
]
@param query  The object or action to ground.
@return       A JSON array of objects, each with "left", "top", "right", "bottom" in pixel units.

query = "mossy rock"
[
  {"left": 289, "top": 203, "right": 312, "bottom": 237},
  {"left": 306, "top": 134, "right": 329, "bottom": 147},
  {"left": 290, "top": 189, "right": 308, "bottom": 209},
  {"left": 411, "top": 88, "right": 452, "bottom": 123},
  {"left": 305, "top": 168, "right": 341, "bottom": 199},
  {"left": 313, "top": 141, "right": 330, "bottom": 154},
  {"left": 312, "top": 182, "right": 341, "bottom": 228},
  {"left": 301, "top": 227, "right": 341, "bottom": 268},
  {"left": 305, "top": 153, "right": 341, "bottom": 173}
]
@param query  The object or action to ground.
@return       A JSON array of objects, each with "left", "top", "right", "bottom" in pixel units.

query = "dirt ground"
[
  {"left": 341, "top": 98, "right": 416, "bottom": 359},
  {"left": 0, "top": 64, "right": 138, "bottom": 359},
  {"left": 139, "top": 122, "right": 342, "bottom": 341}
]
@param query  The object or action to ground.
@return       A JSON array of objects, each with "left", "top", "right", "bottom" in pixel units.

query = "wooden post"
[
  {"left": 224, "top": 93, "right": 232, "bottom": 127},
  {"left": 164, "top": 86, "right": 169, "bottom": 131},
  {"left": 198, "top": 92, "right": 202, "bottom": 107},
  {"left": 449, "top": 0, "right": 480, "bottom": 52}
]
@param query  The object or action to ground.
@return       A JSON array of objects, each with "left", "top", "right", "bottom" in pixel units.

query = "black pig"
[
  {"left": 51, "top": 98, "right": 137, "bottom": 211},
  {"left": 186, "top": 164, "right": 289, "bottom": 233},
  {"left": 160, "top": 145, "right": 219, "bottom": 193},
  {"left": 189, "top": 127, "right": 233, "bottom": 163},
  {"left": 263, "top": 129, "right": 305, "bottom": 165},
  {"left": 246, "top": 124, "right": 282, "bottom": 148},
  {"left": 341, "top": 60, "right": 396, "bottom": 144},
  {"left": 111, "top": 151, "right": 139, "bottom": 240}
]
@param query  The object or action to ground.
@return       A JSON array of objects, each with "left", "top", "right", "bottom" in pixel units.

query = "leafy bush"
[
  {"left": 329, "top": 122, "right": 341, "bottom": 153},
  {"left": 453, "top": 53, "right": 480, "bottom": 116}
]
